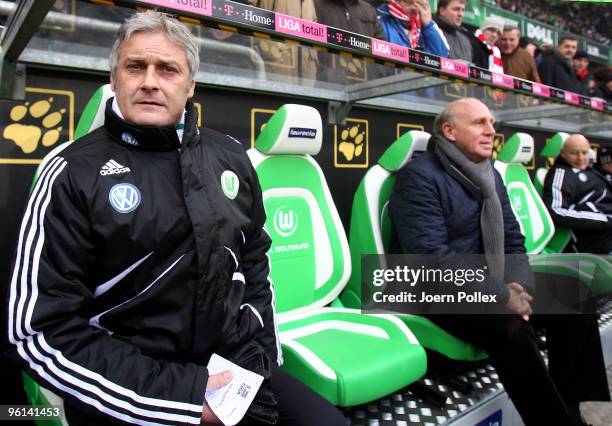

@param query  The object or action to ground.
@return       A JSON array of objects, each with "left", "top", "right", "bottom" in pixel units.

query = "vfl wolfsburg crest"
[
  {"left": 513, "top": 194, "right": 523, "bottom": 212},
  {"left": 273, "top": 206, "right": 297, "bottom": 237},
  {"left": 221, "top": 170, "right": 239, "bottom": 199}
]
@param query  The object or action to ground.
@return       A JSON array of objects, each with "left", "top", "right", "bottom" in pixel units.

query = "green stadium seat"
[
  {"left": 340, "top": 130, "right": 486, "bottom": 362},
  {"left": 495, "top": 133, "right": 556, "bottom": 254},
  {"left": 534, "top": 132, "right": 573, "bottom": 253},
  {"left": 535, "top": 131, "right": 570, "bottom": 194},
  {"left": 247, "top": 105, "right": 427, "bottom": 406}
]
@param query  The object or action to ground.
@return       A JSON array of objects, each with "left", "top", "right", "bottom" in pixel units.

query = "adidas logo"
[{"left": 100, "top": 159, "right": 131, "bottom": 176}]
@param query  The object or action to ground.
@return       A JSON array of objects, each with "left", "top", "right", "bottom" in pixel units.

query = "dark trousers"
[
  {"left": 65, "top": 368, "right": 346, "bottom": 426},
  {"left": 427, "top": 311, "right": 609, "bottom": 426},
  {"left": 577, "top": 229, "right": 612, "bottom": 254}
]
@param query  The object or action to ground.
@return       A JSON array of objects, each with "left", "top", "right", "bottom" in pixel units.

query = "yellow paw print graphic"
[
  {"left": 338, "top": 124, "right": 365, "bottom": 161},
  {"left": 339, "top": 57, "right": 364, "bottom": 76},
  {"left": 3, "top": 98, "right": 64, "bottom": 154},
  {"left": 444, "top": 81, "right": 467, "bottom": 98},
  {"left": 260, "top": 40, "right": 284, "bottom": 60},
  {"left": 485, "top": 87, "right": 507, "bottom": 106},
  {"left": 257, "top": 40, "right": 293, "bottom": 67},
  {"left": 517, "top": 94, "right": 532, "bottom": 108}
]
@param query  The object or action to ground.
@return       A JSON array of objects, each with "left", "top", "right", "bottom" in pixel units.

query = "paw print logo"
[
  {"left": 335, "top": 119, "right": 368, "bottom": 168},
  {"left": 492, "top": 133, "right": 505, "bottom": 160},
  {"left": 335, "top": 56, "right": 366, "bottom": 81},
  {"left": 339, "top": 125, "right": 365, "bottom": 161},
  {"left": 587, "top": 110, "right": 599, "bottom": 124},
  {"left": 485, "top": 87, "right": 506, "bottom": 106},
  {"left": 0, "top": 88, "right": 73, "bottom": 163},
  {"left": 517, "top": 94, "right": 532, "bottom": 108},
  {"left": 3, "top": 99, "right": 65, "bottom": 154},
  {"left": 255, "top": 40, "right": 295, "bottom": 69},
  {"left": 444, "top": 81, "right": 467, "bottom": 99}
]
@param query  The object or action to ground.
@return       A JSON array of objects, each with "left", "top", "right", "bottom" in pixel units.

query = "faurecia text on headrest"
[
  {"left": 521, "top": 146, "right": 532, "bottom": 153},
  {"left": 288, "top": 127, "right": 317, "bottom": 139}
]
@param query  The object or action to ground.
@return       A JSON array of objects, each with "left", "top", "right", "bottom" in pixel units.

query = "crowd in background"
[
  {"left": 238, "top": 0, "right": 611, "bottom": 101},
  {"left": 497, "top": 0, "right": 611, "bottom": 45}
]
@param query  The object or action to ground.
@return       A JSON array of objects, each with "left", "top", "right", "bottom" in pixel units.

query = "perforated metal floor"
[
  {"left": 344, "top": 361, "right": 503, "bottom": 426},
  {"left": 345, "top": 299, "right": 612, "bottom": 425}
]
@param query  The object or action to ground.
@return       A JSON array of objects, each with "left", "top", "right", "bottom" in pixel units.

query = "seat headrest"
[
  {"left": 497, "top": 132, "right": 534, "bottom": 164},
  {"left": 540, "top": 132, "right": 569, "bottom": 158},
  {"left": 378, "top": 130, "right": 431, "bottom": 172},
  {"left": 255, "top": 104, "right": 322, "bottom": 155},
  {"left": 74, "top": 84, "right": 115, "bottom": 139}
]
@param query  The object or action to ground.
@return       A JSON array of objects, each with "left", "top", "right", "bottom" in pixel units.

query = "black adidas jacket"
[
  {"left": 543, "top": 156, "right": 612, "bottom": 253},
  {"left": 8, "top": 99, "right": 280, "bottom": 425}
]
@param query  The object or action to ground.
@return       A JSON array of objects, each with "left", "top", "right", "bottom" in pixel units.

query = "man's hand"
[
  {"left": 506, "top": 282, "right": 533, "bottom": 321},
  {"left": 416, "top": 0, "right": 432, "bottom": 26},
  {"left": 201, "top": 370, "right": 233, "bottom": 425}
]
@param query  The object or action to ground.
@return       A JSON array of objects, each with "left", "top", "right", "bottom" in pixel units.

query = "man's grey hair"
[
  {"left": 503, "top": 23, "right": 521, "bottom": 35},
  {"left": 434, "top": 103, "right": 459, "bottom": 135},
  {"left": 109, "top": 11, "right": 200, "bottom": 80}
]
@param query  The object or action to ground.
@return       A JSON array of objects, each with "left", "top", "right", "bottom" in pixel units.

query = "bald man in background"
[{"left": 543, "top": 134, "right": 612, "bottom": 254}]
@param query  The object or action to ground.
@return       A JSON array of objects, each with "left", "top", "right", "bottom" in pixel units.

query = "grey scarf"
[{"left": 436, "top": 136, "right": 505, "bottom": 283}]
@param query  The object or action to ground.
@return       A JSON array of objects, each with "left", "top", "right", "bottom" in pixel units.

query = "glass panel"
[{"left": 6, "top": 0, "right": 609, "bottom": 139}]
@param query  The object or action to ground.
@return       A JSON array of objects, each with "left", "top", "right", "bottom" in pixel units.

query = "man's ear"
[
  {"left": 110, "top": 72, "right": 116, "bottom": 92},
  {"left": 442, "top": 122, "right": 455, "bottom": 141},
  {"left": 187, "top": 79, "right": 195, "bottom": 98}
]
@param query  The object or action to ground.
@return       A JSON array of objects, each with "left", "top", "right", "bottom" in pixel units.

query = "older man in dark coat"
[{"left": 390, "top": 98, "right": 609, "bottom": 426}]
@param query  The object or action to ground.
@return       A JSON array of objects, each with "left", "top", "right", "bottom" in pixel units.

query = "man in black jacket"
[
  {"left": 432, "top": 0, "right": 472, "bottom": 61},
  {"left": 543, "top": 134, "right": 612, "bottom": 254},
  {"left": 595, "top": 145, "right": 612, "bottom": 182},
  {"left": 573, "top": 50, "right": 593, "bottom": 96},
  {"left": 538, "top": 36, "right": 582, "bottom": 93},
  {"left": 7, "top": 11, "right": 345, "bottom": 426},
  {"left": 389, "top": 98, "right": 608, "bottom": 426}
]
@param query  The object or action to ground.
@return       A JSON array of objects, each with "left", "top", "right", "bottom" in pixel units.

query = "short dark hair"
[
  {"left": 519, "top": 36, "right": 536, "bottom": 49},
  {"left": 558, "top": 35, "right": 578, "bottom": 45},
  {"left": 437, "top": 0, "right": 466, "bottom": 11}
]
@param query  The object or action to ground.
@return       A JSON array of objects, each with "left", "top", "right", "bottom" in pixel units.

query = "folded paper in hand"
[{"left": 205, "top": 353, "right": 264, "bottom": 426}]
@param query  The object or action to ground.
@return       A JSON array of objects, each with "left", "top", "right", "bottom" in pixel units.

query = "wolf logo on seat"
[
  {"left": 273, "top": 206, "right": 297, "bottom": 237},
  {"left": 513, "top": 194, "right": 523, "bottom": 212}
]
